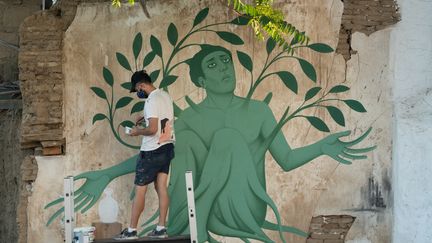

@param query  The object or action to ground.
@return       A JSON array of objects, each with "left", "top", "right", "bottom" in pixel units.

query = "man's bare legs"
[
  {"left": 155, "top": 172, "right": 169, "bottom": 226},
  {"left": 130, "top": 185, "right": 148, "bottom": 228}
]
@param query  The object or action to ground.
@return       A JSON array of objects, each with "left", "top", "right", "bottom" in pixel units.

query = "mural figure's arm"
[
  {"left": 44, "top": 154, "right": 138, "bottom": 226},
  {"left": 261, "top": 104, "right": 375, "bottom": 171}
]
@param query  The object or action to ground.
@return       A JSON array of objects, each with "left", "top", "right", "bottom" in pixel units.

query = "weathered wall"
[
  {"left": 26, "top": 0, "right": 393, "bottom": 242},
  {"left": 391, "top": 0, "right": 432, "bottom": 242},
  {"left": 0, "top": 0, "right": 40, "bottom": 83},
  {"left": 336, "top": 0, "right": 400, "bottom": 60},
  {"left": 0, "top": 110, "right": 34, "bottom": 243},
  {"left": 19, "top": 11, "right": 65, "bottom": 151}
]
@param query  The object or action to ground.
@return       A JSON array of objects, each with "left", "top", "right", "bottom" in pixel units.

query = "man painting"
[{"left": 115, "top": 70, "right": 175, "bottom": 240}]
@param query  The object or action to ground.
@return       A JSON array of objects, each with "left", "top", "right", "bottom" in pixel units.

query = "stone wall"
[
  {"left": 25, "top": 0, "right": 393, "bottom": 242},
  {"left": 19, "top": 11, "right": 65, "bottom": 151},
  {"left": 0, "top": 0, "right": 40, "bottom": 83},
  {"left": 17, "top": 0, "right": 110, "bottom": 154},
  {"left": 0, "top": 110, "right": 34, "bottom": 243},
  {"left": 336, "top": 0, "right": 400, "bottom": 60},
  {"left": 16, "top": 0, "right": 399, "bottom": 242}
]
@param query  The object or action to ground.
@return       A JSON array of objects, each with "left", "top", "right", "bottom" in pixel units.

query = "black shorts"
[{"left": 134, "top": 143, "right": 175, "bottom": 186}]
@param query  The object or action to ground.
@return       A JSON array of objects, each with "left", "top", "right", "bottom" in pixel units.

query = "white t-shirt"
[{"left": 140, "top": 89, "right": 175, "bottom": 151}]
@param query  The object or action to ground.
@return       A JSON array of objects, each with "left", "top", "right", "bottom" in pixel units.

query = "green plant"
[{"left": 90, "top": 7, "right": 367, "bottom": 150}]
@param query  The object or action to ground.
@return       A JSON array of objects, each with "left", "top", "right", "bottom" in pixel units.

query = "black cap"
[{"left": 130, "top": 70, "right": 152, "bottom": 92}]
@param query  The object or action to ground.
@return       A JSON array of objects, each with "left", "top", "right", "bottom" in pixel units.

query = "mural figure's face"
[{"left": 199, "top": 51, "right": 236, "bottom": 94}]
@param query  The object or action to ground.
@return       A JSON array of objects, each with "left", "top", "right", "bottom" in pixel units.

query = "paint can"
[{"left": 125, "top": 126, "right": 132, "bottom": 135}]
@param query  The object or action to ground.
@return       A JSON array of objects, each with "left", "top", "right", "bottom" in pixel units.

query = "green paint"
[{"left": 45, "top": 7, "right": 376, "bottom": 242}]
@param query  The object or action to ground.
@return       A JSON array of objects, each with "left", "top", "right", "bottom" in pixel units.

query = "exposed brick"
[
  {"left": 336, "top": 0, "right": 400, "bottom": 60},
  {"left": 308, "top": 215, "right": 355, "bottom": 241}
]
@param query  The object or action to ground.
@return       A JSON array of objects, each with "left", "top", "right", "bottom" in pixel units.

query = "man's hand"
[{"left": 129, "top": 126, "right": 141, "bottom": 136}]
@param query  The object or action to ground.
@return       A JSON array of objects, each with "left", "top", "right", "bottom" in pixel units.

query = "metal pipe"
[{"left": 0, "top": 39, "right": 19, "bottom": 51}]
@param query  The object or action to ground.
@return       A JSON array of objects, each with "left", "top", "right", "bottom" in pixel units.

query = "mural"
[{"left": 45, "top": 7, "right": 375, "bottom": 242}]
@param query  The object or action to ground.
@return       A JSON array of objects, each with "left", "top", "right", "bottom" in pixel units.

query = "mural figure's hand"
[
  {"left": 320, "top": 127, "right": 376, "bottom": 164},
  {"left": 44, "top": 169, "right": 111, "bottom": 226}
]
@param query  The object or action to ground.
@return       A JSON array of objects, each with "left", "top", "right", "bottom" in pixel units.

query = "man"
[{"left": 115, "top": 70, "right": 175, "bottom": 240}]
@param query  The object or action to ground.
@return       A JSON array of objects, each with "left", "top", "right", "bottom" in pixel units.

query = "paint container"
[
  {"left": 125, "top": 126, "right": 132, "bottom": 135},
  {"left": 73, "top": 226, "right": 95, "bottom": 243}
]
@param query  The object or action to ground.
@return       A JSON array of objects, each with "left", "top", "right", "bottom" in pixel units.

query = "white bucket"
[{"left": 73, "top": 226, "right": 96, "bottom": 243}]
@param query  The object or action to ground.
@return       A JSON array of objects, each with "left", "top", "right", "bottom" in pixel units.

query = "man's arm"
[{"left": 130, "top": 117, "right": 158, "bottom": 136}]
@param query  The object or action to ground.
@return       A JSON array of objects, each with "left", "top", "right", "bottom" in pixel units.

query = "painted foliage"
[{"left": 45, "top": 7, "right": 375, "bottom": 242}]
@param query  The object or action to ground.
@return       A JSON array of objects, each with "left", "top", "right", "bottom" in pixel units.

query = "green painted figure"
[
  {"left": 165, "top": 45, "right": 373, "bottom": 242},
  {"left": 45, "top": 44, "right": 374, "bottom": 243}
]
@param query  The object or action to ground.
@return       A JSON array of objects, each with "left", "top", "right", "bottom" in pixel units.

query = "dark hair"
[
  {"left": 130, "top": 70, "right": 151, "bottom": 92},
  {"left": 188, "top": 45, "right": 232, "bottom": 87}
]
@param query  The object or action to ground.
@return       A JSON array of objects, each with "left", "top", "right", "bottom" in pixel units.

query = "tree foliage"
[{"left": 111, "top": 0, "right": 309, "bottom": 52}]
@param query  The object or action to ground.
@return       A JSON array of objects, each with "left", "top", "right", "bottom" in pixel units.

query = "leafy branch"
[
  {"left": 238, "top": 37, "right": 334, "bottom": 100},
  {"left": 112, "top": 0, "right": 309, "bottom": 53}
]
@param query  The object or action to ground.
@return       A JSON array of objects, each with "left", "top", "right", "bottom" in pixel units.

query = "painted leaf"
[
  {"left": 298, "top": 58, "right": 317, "bottom": 82},
  {"left": 305, "top": 87, "right": 322, "bottom": 101},
  {"left": 263, "top": 92, "right": 273, "bottom": 105},
  {"left": 92, "top": 113, "right": 107, "bottom": 125},
  {"left": 116, "top": 52, "right": 132, "bottom": 71},
  {"left": 150, "top": 35, "right": 162, "bottom": 57},
  {"left": 143, "top": 51, "right": 156, "bottom": 68},
  {"left": 305, "top": 116, "right": 330, "bottom": 132},
  {"left": 276, "top": 71, "right": 298, "bottom": 94},
  {"left": 307, "top": 43, "right": 334, "bottom": 53},
  {"left": 216, "top": 31, "right": 244, "bottom": 45},
  {"left": 121, "top": 82, "right": 132, "bottom": 91},
  {"left": 159, "top": 75, "right": 178, "bottom": 88},
  {"left": 90, "top": 87, "right": 107, "bottom": 100},
  {"left": 149, "top": 69, "right": 160, "bottom": 83},
  {"left": 236, "top": 51, "right": 253, "bottom": 72},
  {"left": 120, "top": 120, "right": 135, "bottom": 128},
  {"left": 103, "top": 67, "right": 114, "bottom": 86},
  {"left": 193, "top": 7, "right": 209, "bottom": 27},
  {"left": 266, "top": 38, "right": 276, "bottom": 55},
  {"left": 130, "top": 101, "right": 145, "bottom": 114},
  {"left": 115, "top": 97, "right": 133, "bottom": 110},
  {"left": 343, "top": 99, "right": 367, "bottom": 112},
  {"left": 167, "top": 23, "right": 178, "bottom": 46},
  {"left": 326, "top": 106, "right": 345, "bottom": 126},
  {"left": 174, "top": 103, "right": 182, "bottom": 117},
  {"left": 133, "top": 32, "right": 143, "bottom": 60},
  {"left": 329, "top": 85, "right": 350, "bottom": 93},
  {"left": 230, "top": 15, "right": 250, "bottom": 25}
]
